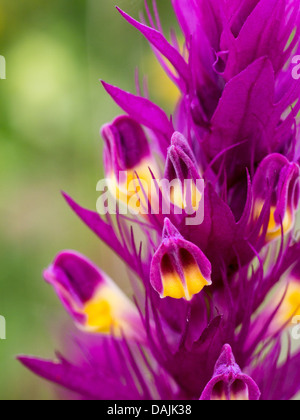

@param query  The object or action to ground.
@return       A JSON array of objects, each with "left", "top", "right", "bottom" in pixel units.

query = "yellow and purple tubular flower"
[
  {"left": 252, "top": 154, "right": 300, "bottom": 242},
  {"left": 44, "top": 251, "right": 143, "bottom": 340},
  {"left": 150, "top": 218, "right": 212, "bottom": 300},
  {"left": 200, "top": 345, "right": 261, "bottom": 401},
  {"left": 272, "top": 280, "right": 300, "bottom": 331},
  {"left": 101, "top": 115, "right": 159, "bottom": 214},
  {"left": 256, "top": 270, "right": 300, "bottom": 339},
  {"left": 164, "top": 132, "right": 203, "bottom": 214}
]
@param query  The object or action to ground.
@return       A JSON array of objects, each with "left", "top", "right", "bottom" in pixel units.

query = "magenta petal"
[
  {"left": 116, "top": 7, "right": 189, "bottom": 84},
  {"left": 45, "top": 251, "right": 103, "bottom": 303},
  {"left": 62, "top": 192, "right": 134, "bottom": 269},
  {"left": 101, "top": 81, "right": 174, "bottom": 142},
  {"left": 43, "top": 251, "right": 107, "bottom": 324},
  {"left": 223, "top": 0, "right": 289, "bottom": 78},
  {"left": 18, "top": 356, "right": 130, "bottom": 400},
  {"left": 171, "top": 0, "right": 199, "bottom": 38},
  {"left": 205, "top": 57, "right": 276, "bottom": 178}
]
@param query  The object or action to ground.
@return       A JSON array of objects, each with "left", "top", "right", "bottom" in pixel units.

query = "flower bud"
[{"left": 164, "top": 132, "right": 203, "bottom": 213}]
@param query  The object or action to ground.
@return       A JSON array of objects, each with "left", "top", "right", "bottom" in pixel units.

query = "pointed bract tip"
[
  {"left": 171, "top": 131, "right": 187, "bottom": 146},
  {"left": 200, "top": 345, "right": 261, "bottom": 401},
  {"left": 162, "top": 218, "right": 181, "bottom": 239},
  {"left": 216, "top": 344, "right": 236, "bottom": 369}
]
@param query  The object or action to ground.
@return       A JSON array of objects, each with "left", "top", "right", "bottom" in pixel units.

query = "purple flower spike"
[
  {"left": 19, "top": 0, "right": 300, "bottom": 401},
  {"left": 200, "top": 345, "right": 261, "bottom": 401},
  {"left": 44, "top": 251, "right": 143, "bottom": 340},
  {"left": 150, "top": 218, "right": 212, "bottom": 300}
]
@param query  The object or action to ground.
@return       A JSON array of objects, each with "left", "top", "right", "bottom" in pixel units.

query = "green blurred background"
[{"left": 0, "top": 0, "right": 178, "bottom": 399}]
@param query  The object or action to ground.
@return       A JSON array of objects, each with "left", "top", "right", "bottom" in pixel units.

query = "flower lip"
[
  {"left": 252, "top": 154, "right": 300, "bottom": 242},
  {"left": 200, "top": 344, "right": 261, "bottom": 401},
  {"left": 101, "top": 115, "right": 151, "bottom": 174},
  {"left": 44, "top": 251, "right": 143, "bottom": 338},
  {"left": 44, "top": 250, "right": 100, "bottom": 313},
  {"left": 150, "top": 218, "right": 212, "bottom": 301},
  {"left": 101, "top": 114, "right": 160, "bottom": 212}
]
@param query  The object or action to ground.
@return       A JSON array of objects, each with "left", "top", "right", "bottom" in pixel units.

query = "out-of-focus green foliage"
[{"left": 0, "top": 0, "right": 177, "bottom": 400}]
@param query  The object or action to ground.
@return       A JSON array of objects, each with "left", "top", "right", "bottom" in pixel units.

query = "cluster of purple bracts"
[{"left": 20, "top": 0, "right": 300, "bottom": 400}]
